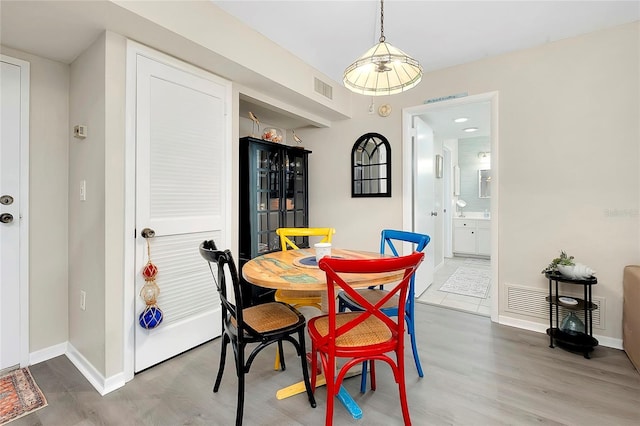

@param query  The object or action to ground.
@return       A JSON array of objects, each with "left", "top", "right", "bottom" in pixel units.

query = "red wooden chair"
[{"left": 308, "top": 252, "right": 424, "bottom": 426}]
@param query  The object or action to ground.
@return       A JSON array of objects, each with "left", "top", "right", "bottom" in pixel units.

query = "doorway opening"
[{"left": 402, "top": 92, "right": 498, "bottom": 322}]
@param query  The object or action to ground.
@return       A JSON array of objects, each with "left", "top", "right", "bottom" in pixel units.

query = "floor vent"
[
  {"left": 505, "top": 284, "right": 604, "bottom": 330},
  {"left": 314, "top": 77, "right": 333, "bottom": 100}
]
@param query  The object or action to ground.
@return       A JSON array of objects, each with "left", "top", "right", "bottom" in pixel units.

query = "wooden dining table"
[{"left": 242, "top": 247, "right": 403, "bottom": 419}]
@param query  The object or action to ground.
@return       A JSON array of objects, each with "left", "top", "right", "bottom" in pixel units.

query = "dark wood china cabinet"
[{"left": 238, "top": 137, "right": 311, "bottom": 305}]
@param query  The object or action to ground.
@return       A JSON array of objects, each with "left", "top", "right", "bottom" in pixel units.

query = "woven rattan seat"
[
  {"left": 232, "top": 302, "right": 300, "bottom": 333},
  {"left": 341, "top": 289, "right": 399, "bottom": 310},
  {"left": 311, "top": 312, "right": 392, "bottom": 347}
]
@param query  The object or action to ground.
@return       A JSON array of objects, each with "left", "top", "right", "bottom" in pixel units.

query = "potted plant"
[
  {"left": 541, "top": 250, "right": 575, "bottom": 274},
  {"left": 541, "top": 250, "right": 595, "bottom": 279}
]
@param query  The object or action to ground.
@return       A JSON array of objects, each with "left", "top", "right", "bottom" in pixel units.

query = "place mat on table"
[{"left": 293, "top": 255, "right": 343, "bottom": 269}]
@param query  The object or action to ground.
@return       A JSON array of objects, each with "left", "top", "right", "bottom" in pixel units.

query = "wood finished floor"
[{"left": 14, "top": 304, "right": 640, "bottom": 426}]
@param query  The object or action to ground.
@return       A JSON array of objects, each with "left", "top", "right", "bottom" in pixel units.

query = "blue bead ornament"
[{"left": 139, "top": 305, "right": 163, "bottom": 329}]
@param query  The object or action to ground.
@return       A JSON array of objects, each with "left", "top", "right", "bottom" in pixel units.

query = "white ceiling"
[
  {"left": 215, "top": 0, "right": 638, "bottom": 138},
  {"left": 1, "top": 1, "right": 637, "bottom": 136},
  {"left": 213, "top": 1, "right": 639, "bottom": 86}
]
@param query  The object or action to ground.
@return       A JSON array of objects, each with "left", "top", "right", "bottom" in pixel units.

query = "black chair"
[{"left": 199, "top": 240, "right": 316, "bottom": 426}]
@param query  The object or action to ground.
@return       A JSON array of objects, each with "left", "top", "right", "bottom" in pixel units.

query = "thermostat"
[{"left": 73, "top": 125, "right": 87, "bottom": 139}]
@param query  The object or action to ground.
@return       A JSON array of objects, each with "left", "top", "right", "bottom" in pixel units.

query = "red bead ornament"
[{"left": 142, "top": 262, "right": 158, "bottom": 280}]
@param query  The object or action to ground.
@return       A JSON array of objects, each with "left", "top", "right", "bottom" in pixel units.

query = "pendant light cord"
[{"left": 379, "top": 0, "right": 385, "bottom": 42}]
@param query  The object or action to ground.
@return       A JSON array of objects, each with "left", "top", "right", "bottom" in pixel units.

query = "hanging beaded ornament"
[{"left": 139, "top": 238, "right": 163, "bottom": 329}]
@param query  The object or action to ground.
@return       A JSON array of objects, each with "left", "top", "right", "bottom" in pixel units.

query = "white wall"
[
  {"left": 0, "top": 46, "right": 70, "bottom": 352},
  {"left": 69, "top": 33, "right": 107, "bottom": 372},
  {"left": 103, "top": 31, "right": 127, "bottom": 378},
  {"left": 303, "top": 22, "right": 639, "bottom": 341},
  {"left": 67, "top": 31, "right": 128, "bottom": 378}
]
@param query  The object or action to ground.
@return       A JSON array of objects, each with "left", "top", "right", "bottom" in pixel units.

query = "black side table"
[{"left": 545, "top": 271, "right": 598, "bottom": 358}]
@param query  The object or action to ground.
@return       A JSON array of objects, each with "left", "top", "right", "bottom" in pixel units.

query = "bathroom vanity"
[{"left": 453, "top": 214, "right": 490, "bottom": 257}]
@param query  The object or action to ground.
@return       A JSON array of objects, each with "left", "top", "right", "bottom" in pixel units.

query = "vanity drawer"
[
  {"left": 454, "top": 219, "right": 476, "bottom": 228},
  {"left": 477, "top": 220, "right": 490, "bottom": 229}
]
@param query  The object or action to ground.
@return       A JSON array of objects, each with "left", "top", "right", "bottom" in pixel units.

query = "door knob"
[
  {"left": 0, "top": 213, "right": 14, "bottom": 223},
  {"left": 0, "top": 195, "right": 14, "bottom": 205},
  {"left": 141, "top": 227, "right": 156, "bottom": 238},
  {"left": 430, "top": 211, "right": 438, "bottom": 216}
]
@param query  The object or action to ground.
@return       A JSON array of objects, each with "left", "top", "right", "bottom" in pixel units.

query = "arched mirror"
[{"left": 351, "top": 133, "right": 391, "bottom": 197}]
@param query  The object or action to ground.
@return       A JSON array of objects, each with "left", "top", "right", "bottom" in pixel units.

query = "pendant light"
[{"left": 343, "top": 0, "right": 423, "bottom": 96}]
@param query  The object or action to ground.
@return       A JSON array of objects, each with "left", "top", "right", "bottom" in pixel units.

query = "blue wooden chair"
[{"left": 337, "top": 229, "right": 430, "bottom": 392}]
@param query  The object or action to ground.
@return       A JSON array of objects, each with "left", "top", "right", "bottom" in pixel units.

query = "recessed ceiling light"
[
  {"left": 454, "top": 117, "right": 468, "bottom": 123},
  {"left": 463, "top": 127, "right": 478, "bottom": 133}
]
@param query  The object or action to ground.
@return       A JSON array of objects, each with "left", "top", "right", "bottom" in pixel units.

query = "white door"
[
  {"left": 412, "top": 117, "right": 435, "bottom": 296},
  {"left": 0, "top": 56, "right": 29, "bottom": 370},
  {"left": 134, "top": 53, "right": 228, "bottom": 372},
  {"left": 443, "top": 148, "right": 453, "bottom": 258}
]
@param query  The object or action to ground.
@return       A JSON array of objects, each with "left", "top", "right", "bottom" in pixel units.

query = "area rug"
[
  {"left": 439, "top": 266, "right": 490, "bottom": 298},
  {"left": 0, "top": 368, "right": 47, "bottom": 424}
]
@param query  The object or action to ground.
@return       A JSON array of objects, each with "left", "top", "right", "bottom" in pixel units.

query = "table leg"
[
  {"left": 275, "top": 352, "right": 364, "bottom": 419},
  {"left": 337, "top": 386, "right": 363, "bottom": 419},
  {"left": 275, "top": 370, "right": 362, "bottom": 400}
]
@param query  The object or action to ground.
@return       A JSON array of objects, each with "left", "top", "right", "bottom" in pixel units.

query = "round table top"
[{"left": 242, "top": 248, "right": 402, "bottom": 291}]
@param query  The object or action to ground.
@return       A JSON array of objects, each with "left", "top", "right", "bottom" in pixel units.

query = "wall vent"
[
  {"left": 314, "top": 77, "right": 333, "bottom": 100},
  {"left": 505, "top": 284, "right": 604, "bottom": 330}
]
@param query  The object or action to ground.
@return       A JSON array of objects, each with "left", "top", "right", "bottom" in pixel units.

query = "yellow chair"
[{"left": 273, "top": 227, "right": 335, "bottom": 370}]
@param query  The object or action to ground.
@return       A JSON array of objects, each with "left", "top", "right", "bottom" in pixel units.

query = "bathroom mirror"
[
  {"left": 479, "top": 169, "right": 491, "bottom": 198},
  {"left": 352, "top": 132, "right": 391, "bottom": 197}
]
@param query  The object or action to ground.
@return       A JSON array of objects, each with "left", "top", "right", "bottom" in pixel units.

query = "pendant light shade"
[{"left": 343, "top": 0, "right": 423, "bottom": 96}]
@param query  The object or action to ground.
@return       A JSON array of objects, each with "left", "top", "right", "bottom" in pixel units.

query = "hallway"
[{"left": 417, "top": 256, "right": 491, "bottom": 316}]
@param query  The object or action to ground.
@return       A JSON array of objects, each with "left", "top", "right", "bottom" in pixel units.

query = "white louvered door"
[{"left": 134, "top": 54, "right": 229, "bottom": 372}]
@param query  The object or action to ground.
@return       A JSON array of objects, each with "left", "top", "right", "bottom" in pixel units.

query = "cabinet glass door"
[
  {"left": 283, "top": 150, "right": 308, "bottom": 245},
  {"left": 256, "top": 147, "right": 281, "bottom": 254}
]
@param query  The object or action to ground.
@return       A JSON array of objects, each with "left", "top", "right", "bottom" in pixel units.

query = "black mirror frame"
[{"left": 351, "top": 132, "right": 391, "bottom": 198}]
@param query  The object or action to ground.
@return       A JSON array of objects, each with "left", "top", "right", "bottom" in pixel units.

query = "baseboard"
[
  {"left": 66, "top": 343, "right": 126, "bottom": 396},
  {"left": 30, "top": 342, "right": 67, "bottom": 365},
  {"left": 498, "top": 315, "right": 623, "bottom": 350},
  {"left": 29, "top": 341, "right": 126, "bottom": 395},
  {"left": 596, "top": 335, "right": 624, "bottom": 350}
]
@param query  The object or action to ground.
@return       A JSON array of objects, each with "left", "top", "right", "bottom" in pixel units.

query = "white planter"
[{"left": 557, "top": 263, "right": 595, "bottom": 279}]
